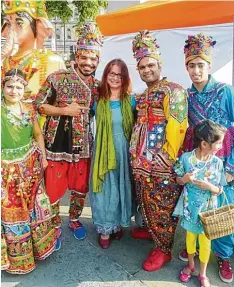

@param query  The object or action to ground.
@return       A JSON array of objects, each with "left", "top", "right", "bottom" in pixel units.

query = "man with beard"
[
  {"left": 35, "top": 21, "right": 102, "bottom": 249},
  {"left": 130, "top": 30, "right": 188, "bottom": 271}
]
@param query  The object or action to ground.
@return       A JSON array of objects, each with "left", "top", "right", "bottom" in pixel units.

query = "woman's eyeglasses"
[{"left": 108, "top": 72, "right": 122, "bottom": 80}]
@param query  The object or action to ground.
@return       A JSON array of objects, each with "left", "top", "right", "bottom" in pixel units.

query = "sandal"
[
  {"left": 198, "top": 275, "right": 211, "bottom": 287},
  {"left": 98, "top": 235, "right": 111, "bottom": 249},
  {"left": 111, "top": 229, "right": 123, "bottom": 240},
  {"left": 179, "top": 265, "right": 195, "bottom": 283}
]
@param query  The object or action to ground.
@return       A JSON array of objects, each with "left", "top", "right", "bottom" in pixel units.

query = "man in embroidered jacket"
[
  {"left": 180, "top": 33, "right": 234, "bottom": 284},
  {"left": 35, "top": 21, "right": 102, "bottom": 247},
  {"left": 130, "top": 30, "right": 188, "bottom": 271}
]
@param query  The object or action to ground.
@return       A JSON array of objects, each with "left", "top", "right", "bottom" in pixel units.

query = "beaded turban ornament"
[
  {"left": 132, "top": 30, "right": 161, "bottom": 64},
  {"left": 76, "top": 21, "right": 103, "bottom": 58},
  {"left": 184, "top": 33, "right": 216, "bottom": 64}
]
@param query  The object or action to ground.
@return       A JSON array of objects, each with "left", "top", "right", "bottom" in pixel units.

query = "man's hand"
[
  {"left": 64, "top": 103, "right": 89, "bottom": 117},
  {"left": 38, "top": 103, "right": 89, "bottom": 117}
]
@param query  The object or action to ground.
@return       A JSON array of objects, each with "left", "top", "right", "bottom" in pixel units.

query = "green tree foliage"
[
  {"left": 45, "top": 0, "right": 108, "bottom": 25},
  {"left": 72, "top": 0, "right": 108, "bottom": 27},
  {"left": 45, "top": 0, "right": 73, "bottom": 23}
]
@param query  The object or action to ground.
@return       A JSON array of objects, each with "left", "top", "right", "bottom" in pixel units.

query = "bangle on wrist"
[{"left": 217, "top": 186, "right": 223, "bottom": 195}]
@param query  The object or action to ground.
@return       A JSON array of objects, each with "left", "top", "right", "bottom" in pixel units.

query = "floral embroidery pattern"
[
  {"left": 36, "top": 69, "right": 100, "bottom": 162},
  {"left": 130, "top": 78, "right": 187, "bottom": 176},
  {"left": 169, "top": 88, "right": 187, "bottom": 123}
]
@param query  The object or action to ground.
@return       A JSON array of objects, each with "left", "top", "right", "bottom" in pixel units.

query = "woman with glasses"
[{"left": 89, "top": 59, "right": 136, "bottom": 248}]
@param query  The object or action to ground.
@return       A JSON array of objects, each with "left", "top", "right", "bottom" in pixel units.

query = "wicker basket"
[{"left": 199, "top": 193, "right": 234, "bottom": 240}]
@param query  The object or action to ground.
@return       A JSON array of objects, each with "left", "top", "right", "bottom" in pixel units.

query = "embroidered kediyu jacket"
[
  {"left": 35, "top": 68, "right": 99, "bottom": 162},
  {"left": 130, "top": 77, "right": 188, "bottom": 178},
  {"left": 184, "top": 75, "right": 234, "bottom": 176}
]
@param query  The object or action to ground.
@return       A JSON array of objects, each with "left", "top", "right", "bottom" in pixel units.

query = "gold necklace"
[{"left": 12, "top": 49, "right": 34, "bottom": 61}]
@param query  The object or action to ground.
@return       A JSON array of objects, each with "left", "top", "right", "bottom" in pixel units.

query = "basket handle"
[
  {"left": 211, "top": 190, "right": 230, "bottom": 216},
  {"left": 221, "top": 190, "right": 230, "bottom": 207}
]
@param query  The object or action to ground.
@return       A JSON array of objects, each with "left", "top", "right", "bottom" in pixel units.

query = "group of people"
[{"left": 1, "top": 1, "right": 233, "bottom": 287}]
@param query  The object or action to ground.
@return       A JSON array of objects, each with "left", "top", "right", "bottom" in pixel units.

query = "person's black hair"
[
  {"left": 3, "top": 69, "right": 26, "bottom": 86},
  {"left": 193, "top": 120, "right": 227, "bottom": 148}
]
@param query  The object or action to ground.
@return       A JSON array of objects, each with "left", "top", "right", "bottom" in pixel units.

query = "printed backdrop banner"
[{"left": 96, "top": 24, "right": 233, "bottom": 93}]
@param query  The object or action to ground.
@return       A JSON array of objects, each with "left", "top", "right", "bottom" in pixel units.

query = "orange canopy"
[{"left": 96, "top": 0, "right": 234, "bottom": 36}]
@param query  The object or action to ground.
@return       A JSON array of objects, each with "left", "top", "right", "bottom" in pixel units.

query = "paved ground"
[{"left": 2, "top": 192, "right": 233, "bottom": 287}]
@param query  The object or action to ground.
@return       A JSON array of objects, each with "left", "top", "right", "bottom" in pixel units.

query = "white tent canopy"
[{"left": 96, "top": 23, "right": 233, "bottom": 93}]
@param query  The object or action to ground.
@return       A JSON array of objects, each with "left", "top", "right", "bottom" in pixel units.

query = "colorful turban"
[
  {"left": 76, "top": 21, "right": 103, "bottom": 58},
  {"left": 132, "top": 30, "right": 161, "bottom": 64},
  {"left": 184, "top": 33, "right": 216, "bottom": 64}
]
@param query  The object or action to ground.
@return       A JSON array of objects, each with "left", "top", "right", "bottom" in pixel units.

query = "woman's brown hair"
[{"left": 99, "top": 58, "right": 131, "bottom": 101}]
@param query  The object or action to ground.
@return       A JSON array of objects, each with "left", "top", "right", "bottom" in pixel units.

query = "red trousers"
[
  {"left": 45, "top": 159, "right": 90, "bottom": 203},
  {"left": 44, "top": 159, "right": 91, "bottom": 227}
]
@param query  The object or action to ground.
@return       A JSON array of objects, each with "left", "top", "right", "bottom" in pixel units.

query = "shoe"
[
  {"left": 218, "top": 258, "right": 233, "bottom": 283},
  {"left": 142, "top": 248, "right": 172, "bottom": 272},
  {"left": 55, "top": 227, "right": 62, "bottom": 251},
  {"left": 112, "top": 229, "right": 123, "bottom": 240},
  {"left": 131, "top": 227, "right": 153, "bottom": 240},
  {"left": 179, "top": 249, "right": 189, "bottom": 262},
  {"left": 69, "top": 221, "right": 86, "bottom": 240},
  {"left": 179, "top": 265, "right": 195, "bottom": 283},
  {"left": 178, "top": 248, "right": 199, "bottom": 262},
  {"left": 55, "top": 237, "right": 62, "bottom": 251},
  {"left": 198, "top": 275, "right": 211, "bottom": 287},
  {"left": 98, "top": 235, "right": 110, "bottom": 249}
]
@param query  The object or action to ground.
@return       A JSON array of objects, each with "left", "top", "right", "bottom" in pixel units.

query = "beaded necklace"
[{"left": 3, "top": 100, "right": 31, "bottom": 129}]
